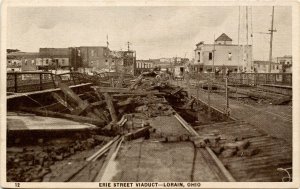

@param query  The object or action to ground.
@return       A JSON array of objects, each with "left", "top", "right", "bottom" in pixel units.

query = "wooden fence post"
[
  {"left": 39, "top": 73, "right": 43, "bottom": 90},
  {"left": 14, "top": 73, "right": 18, "bottom": 93}
]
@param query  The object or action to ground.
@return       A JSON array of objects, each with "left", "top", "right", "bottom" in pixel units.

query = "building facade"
[
  {"left": 78, "top": 46, "right": 111, "bottom": 72},
  {"left": 7, "top": 46, "right": 136, "bottom": 75},
  {"left": 39, "top": 48, "right": 71, "bottom": 70},
  {"left": 193, "top": 33, "right": 252, "bottom": 73},
  {"left": 136, "top": 60, "right": 155, "bottom": 74},
  {"left": 7, "top": 52, "right": 39, "bottom": 72},
  {"left": 253, "top": 61, "right": 283, "bottom": 73},
  {"left": 274, "top": 55, "right": 292, "bottom": 73}
]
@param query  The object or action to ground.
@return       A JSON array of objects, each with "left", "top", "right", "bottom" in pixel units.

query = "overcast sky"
[{"left": 7, "top": 6, "right": 292, "bottom": 60}]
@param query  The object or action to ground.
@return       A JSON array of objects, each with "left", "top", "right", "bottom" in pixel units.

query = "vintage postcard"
[{"left": 0, "top": 0, "right": 299, "bottom": 188}]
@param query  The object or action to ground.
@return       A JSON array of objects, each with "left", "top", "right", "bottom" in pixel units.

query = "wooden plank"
[
  {"left": 94, "top": 137, "right": 124, "bottom": 181},
  {"left": 19, "top": 107, "right": 105, "bottom": 126},
  {"left": 92, "top": 86, "right": 130, "bottom": 93},
  {"left": 91, "top": 100, "right": 106, "bottom": 107},
  {"left": 86, "top": 136, "right": 120, "bottom": 162},
  {"left": 92, "top": 86, "right": 161, "bottom": 95},
  {"left": 51, "top": 92, "right": 74, "bottom": 111},
  {"left": 171, "top": 87, "right": 183, "bottom": 95},
  {"left": 58, "top": 82, "right": 101, "bottom": 119},
  {"left": 124, "top": 126, "right": 151, "bottom": 141},
  {"left": 7, "top": 83, "right": 92, "bottom": 100},
  {"left": 112, "top": 92, "right": 164, "bottom": 98},
  {"left": 117, "top": 98, "right": 134, "bottom": 107},
  {"left": 129, "top": 75, "right": 143, "bottom": 90},
  {"left": 58, "top": 82, "right": 84, "bottom": 103},
  {"left": 103, "top": 93, "right": 118, "bottom": 122}
]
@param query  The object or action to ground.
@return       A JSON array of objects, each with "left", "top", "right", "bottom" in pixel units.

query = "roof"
[
  {"left": 215, "top": 33, "right": 232, "bottom": 42},
  {"left": 196, "top": 41, "right": 204, "bottom": 46},
  {"left": 79, "top": 46, "right": 108, "bottom": 49},
  {"left": 7, "top": 52, "right": 39, "bottom": 58}
]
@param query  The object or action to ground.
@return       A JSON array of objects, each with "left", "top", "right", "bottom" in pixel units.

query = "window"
[
  {"left": 105, "top": 60, "right": 108, "bottom": 62},
  {"left": 62, "top": 59, "right": 65, "bottom": 64},
  {"left": 209, "top": 52, "right": 213, "bottom": 60},
  {"left": 198, "top": 51, "right": 201, "bottom": 62},
  {"left": 228, "top": 52, "right": 232, "bottom": 61}
]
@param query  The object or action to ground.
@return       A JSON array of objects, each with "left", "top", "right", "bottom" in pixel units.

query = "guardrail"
[{"left": 7, "top": 71, "right": 87, "bottom": 93}]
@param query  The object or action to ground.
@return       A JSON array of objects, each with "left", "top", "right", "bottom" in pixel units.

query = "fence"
[
  {"left": 189, "top": 72, "right": 292, "bottom": 86},
  {"left": 7, "top": 71, "right": 87, "bottom": 93}
]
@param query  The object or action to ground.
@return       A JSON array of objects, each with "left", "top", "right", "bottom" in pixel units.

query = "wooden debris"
[
  {"left": 58, "top": 82, "right": 107, "bottom": 121},
  {"left": 124, "top": 126, "right": 151, "bottom": 141},
  {"left": 237, "top": 148, "right": 260, "bottom": 157},
  {"left": 103, "top": 93, "right": 118, "bottom": 122},
  {"left": 51, "top": 92, "right": 74, "bottom": 111},
  {"left": 94, "top": 136, "right": 124, "bottom": 181},
  {"left": 171, "top": 87, "right": 183, "bottom": 95},
  {"left": 129, "top": 75, "right": 144, "bottom": 90},
  {"left": 223, "top": 140, "right": 250, "bottom": 150},
  {"left": 86, "top": 136, "right": 120, "bottom": 162}
]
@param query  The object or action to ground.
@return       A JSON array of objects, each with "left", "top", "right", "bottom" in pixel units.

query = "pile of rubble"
[
  {"left": 191, "top": 134, "right": 259, "bottom": 158},
  {"left": 7, "top": 71, "right": 193, "bottom": 181},
  {"left": 7, "top": 134, "right": 112, "bottom": 182}
]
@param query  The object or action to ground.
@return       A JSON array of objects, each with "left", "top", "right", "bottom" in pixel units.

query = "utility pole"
[
  {"left": 212, "top": 34, "right": 216, "bottom": 74},
  {"left": 246, "top": 6, "right": 249, "bottom": 45},
  {"left": 268, "top": 6, "right": 276, "bottom": 73},
  {"left": 127, "top": 42, "right": 130, "bottom": 51},
  {"left": 237, "top": 6, "right": 241, "bottom": 72},
  {"left": 106, "top": 35, "right": 109, "bottom": 48}
]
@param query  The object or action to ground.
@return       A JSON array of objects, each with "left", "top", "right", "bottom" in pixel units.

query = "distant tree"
[{"left": 7, "top": 49, "right": 20, "bottom": 53}]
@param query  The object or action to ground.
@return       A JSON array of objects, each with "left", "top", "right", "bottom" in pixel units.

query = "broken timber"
[
  {"left": 94, "top": 136, "right": 124, "bottom": 181},
  {"left": 103, "top": 93, "right": 118, "bottom": 122},
  {"left": 58, "top": 83, "right": 107, "bottom": 121},
  {"left": 51, "top": 92, "right": 74, "bottom": 111},
  {"left": 92, "top": 86, "right": 161, "bottom": 95}
]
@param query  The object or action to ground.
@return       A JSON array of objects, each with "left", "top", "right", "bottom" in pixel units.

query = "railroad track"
[{"left": 174, "top": 112, "right": 236, "bottom": 182}]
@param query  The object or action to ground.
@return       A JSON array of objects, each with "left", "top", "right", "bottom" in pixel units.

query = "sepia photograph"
[{"left": 0, "top": 0, "right": 299, "bottom": 188}]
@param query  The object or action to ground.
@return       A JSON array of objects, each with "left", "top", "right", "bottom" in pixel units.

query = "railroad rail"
[{"left": 174, "top": 112, "right": 236, "bottom": 182}]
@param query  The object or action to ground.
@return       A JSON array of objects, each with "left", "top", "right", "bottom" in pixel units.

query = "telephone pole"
[{"left": 268, "top": 6, "right": 276, "bottom": 73}]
